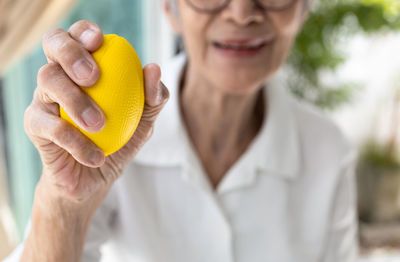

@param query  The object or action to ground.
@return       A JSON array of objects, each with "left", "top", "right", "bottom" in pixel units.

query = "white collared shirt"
[{"left": 5, "top": 54, "right": 358, "bottom": 262}]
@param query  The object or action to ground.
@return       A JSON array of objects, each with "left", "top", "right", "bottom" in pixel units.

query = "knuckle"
[
  {"left": 74, "top": 138, "right": 93, "bottom": 156},
  {"left": 49, "top": 120, "right": 69, "bottom": 141},
  {"left": 56, "top": 38, "right": 78, "bottom": 61},
  {"left": 42, "top": 28, "right": 65, "bottom": 46},
  {"left": 58, "top": 89, "right": 89, "bottom": 116},
  {"left": 145, "top": 125, "right": 154, "bottom": 141},
  {"left": 37, "top": 63, "right": 62, "bottom": 87},
  {"left": 59, "top": 126, "right": 91, "bottom": 156},
  {"left": 33, "top": 88, "right": 44, "bottom": 104},
  {"left": 70, "top": 195, "right": 86, "bottom": 204},
  {"left": 39, "top": 90, "right": 53, "bottom": 104},
  {"left": 59, "top": 126, "right": 76, "bottom": 146},
  {"left": 71, "top": 135, "right": 89, "bottom": 155},
  {"left": 23, "top": 105, "right": 47, "bottom": 140},
  {"left": 142, "top": 106, "right": 161, "bottom": 122},
  {"left": 37, "top": 65, "right": 50, "bottom": 86},
  {"left": 74, "top": 141, "right": 97, "bottom": 164},
  {"left": 23, "top": 106, "right": 34, "bottom": 135}
]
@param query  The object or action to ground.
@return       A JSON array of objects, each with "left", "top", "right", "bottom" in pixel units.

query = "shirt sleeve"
[
  {"left": 2, "top": 187, "right": 117, "bottom": 262},
  {"left": 321, "top": 150, "right": 359, "bottom": 262}
]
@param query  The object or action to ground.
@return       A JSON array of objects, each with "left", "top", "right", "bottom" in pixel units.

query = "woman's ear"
[{"left": 163, "top": 0, "right": 182, "bottom": 34}]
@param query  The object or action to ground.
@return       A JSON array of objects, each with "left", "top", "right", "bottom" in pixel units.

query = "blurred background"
[{"left": 0, "top": 0, "right": 400, "bottom": 261}]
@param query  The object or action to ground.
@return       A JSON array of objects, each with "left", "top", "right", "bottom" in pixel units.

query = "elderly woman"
[{"left": 6, "top": 0, "right": 358, "bottom": 261}]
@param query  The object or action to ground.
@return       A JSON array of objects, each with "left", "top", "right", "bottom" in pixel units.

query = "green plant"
[
  {"left": 360, "top": 141, "right": 400, "bottom": 170},
  {"left": 287, "top": 0, "right": 400, "bottom": 110}
]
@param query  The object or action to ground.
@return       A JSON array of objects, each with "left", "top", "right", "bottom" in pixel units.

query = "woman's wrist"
[{"left": 35, "top": 177, "right": 91, "bottom": 215}]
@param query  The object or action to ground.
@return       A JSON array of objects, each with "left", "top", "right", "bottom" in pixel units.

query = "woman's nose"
[{"left": 221, "top": 0, "right": 264, "bottom": 27}]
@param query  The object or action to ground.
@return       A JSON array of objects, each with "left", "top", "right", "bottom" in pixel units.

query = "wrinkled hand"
[{"left": 24, "top": 20, "right": 169, "bottom": 207}]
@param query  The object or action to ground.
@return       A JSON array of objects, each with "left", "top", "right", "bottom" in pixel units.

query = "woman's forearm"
[{"left": 20, "top": 182, "right": 95, "bottom": 262}]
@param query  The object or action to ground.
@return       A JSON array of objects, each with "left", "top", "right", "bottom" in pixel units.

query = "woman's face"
[{"left": 165, "top": 0, "right": 308, "bottom": 94}]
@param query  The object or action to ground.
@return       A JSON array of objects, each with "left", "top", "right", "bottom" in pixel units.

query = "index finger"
[
  {"left": 42, "top": 28, "right": 100, "bottom": 87},
  {"left": 68, "top": 20, "right": 104, "bottom": 52}
]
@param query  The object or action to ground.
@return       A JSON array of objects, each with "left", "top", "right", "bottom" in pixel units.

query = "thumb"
[
  {"left": 143, "top": 63, "right": 169, "bottom": 108},
  {"left": 107, "top": 63, "right": 169, "bottom": 165}
]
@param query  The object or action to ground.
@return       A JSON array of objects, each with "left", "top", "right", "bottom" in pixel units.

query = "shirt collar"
[{"left": 133, "top": 53, "right": 301, "bottom": 183}]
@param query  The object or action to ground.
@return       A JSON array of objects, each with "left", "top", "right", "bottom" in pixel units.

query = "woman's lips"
[{"left": 212, "top": 38, "right": 274, "bottom": 58}]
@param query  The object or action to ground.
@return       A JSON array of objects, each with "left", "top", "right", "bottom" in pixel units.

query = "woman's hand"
[{"left": 21, "top": 20, "right": 169, "bottom": 262}]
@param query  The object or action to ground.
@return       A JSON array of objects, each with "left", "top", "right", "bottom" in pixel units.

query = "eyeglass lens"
[{"left": 187, "top": 0, "right": 295, "bottom": 12}]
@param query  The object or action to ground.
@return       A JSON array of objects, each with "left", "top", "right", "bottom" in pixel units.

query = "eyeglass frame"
[{"left": 184, "top": 0, "right": 298, "bottom": 14}]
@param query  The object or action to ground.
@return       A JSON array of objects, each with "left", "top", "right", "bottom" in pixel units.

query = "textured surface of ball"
[{"left": 60, "top": 34, "right": 145, "bottom": 156}]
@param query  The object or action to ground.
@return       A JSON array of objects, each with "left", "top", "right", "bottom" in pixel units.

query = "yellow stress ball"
[{"left": 60, "top": 34, "right": 145, "bottom": 156}]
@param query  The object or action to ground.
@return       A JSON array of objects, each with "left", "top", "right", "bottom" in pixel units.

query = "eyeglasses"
[{"left": 185, "top": 0, "right": 298, "bottom": 13}]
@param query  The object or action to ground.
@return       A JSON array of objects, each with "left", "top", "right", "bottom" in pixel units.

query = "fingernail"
[
  {"left": 73, "top": 59, "right": 93, "bottom": 80},
  {"left": 80, "top": 29, "right": 96, "bottom": 43},
  {"left": 90, "top": 150, "right": 104, "bottom": 165},
  {"left": 82, "top": 107, "right": 102, "bottom": 127}
]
